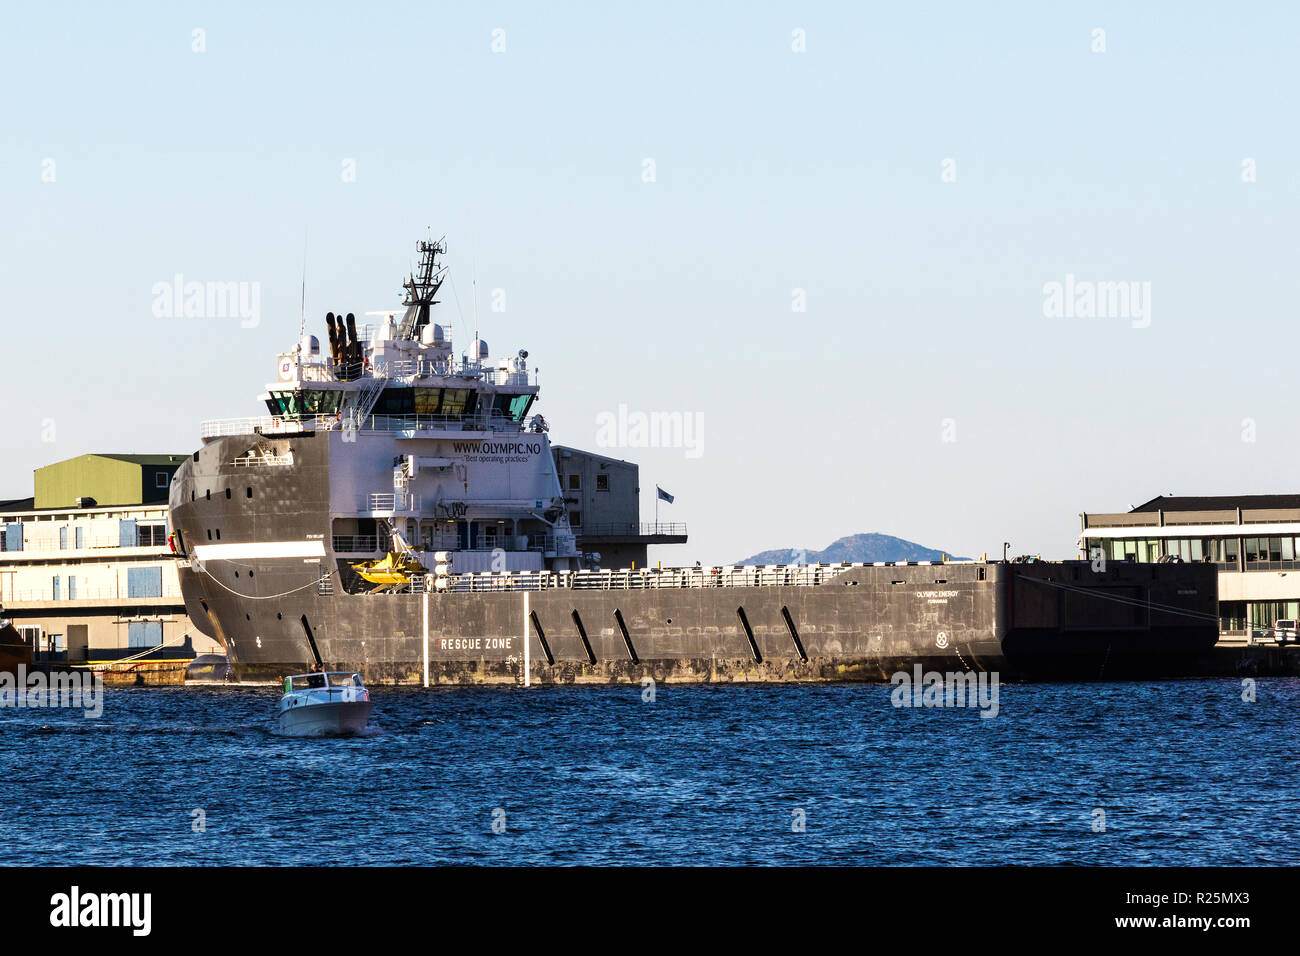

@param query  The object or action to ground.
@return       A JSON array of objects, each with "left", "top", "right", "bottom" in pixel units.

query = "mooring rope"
[{"left": 195, "top": 564, "right": 339, "bottom": 601}]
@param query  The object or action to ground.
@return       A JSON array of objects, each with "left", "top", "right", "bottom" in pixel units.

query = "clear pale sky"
[{"left": 2, "top": 3, "right": 1297, "bottom": 565}]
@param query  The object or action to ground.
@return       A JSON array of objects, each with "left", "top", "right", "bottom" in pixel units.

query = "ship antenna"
[
  {"left": 472, "top": 257, "right": 479, "bottom": 357},
  {"left": 297, "top": 233, "right": 308, "bottom": 348}
]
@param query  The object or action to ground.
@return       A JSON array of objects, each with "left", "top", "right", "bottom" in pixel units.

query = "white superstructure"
[{"left": 194, "top": 237, "right": 582, "bottom": 581}]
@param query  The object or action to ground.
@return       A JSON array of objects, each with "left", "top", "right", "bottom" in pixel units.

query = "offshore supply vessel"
[{"left": 168, "top": 237, "right": 1220, "bottom": 684}]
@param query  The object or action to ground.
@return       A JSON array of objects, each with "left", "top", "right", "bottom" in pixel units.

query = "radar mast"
[{"left": 396, "top": 236, "right": 447, "bottom": 341}]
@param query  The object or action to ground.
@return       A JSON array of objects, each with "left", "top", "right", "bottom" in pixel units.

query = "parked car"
[{"left": 1270, "top": 619, "right": 1297, "bottom": 644}]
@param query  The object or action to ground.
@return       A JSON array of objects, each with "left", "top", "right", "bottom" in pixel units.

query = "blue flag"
[{"left": 657, "top": 486, "right": 674, "bottom": 504}]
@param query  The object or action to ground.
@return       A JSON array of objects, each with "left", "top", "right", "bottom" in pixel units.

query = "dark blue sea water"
[{"left": 1, "top": 680, "right": 1296, "bottom": 865}]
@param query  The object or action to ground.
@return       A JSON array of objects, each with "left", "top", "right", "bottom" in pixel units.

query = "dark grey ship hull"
[{"left": 170, "top": 434, "right": 1220, "bottom": 684}]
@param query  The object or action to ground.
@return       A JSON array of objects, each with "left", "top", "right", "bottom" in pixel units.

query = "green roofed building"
[
  {"left": 34, "top": 453, "right": 187, "bottom": 510},
  {"left": 1, "top": 453, "right": 218, "bottom": 674}
]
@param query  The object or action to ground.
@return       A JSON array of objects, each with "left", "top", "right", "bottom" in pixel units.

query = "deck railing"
[
  {"left": 283, "top": 354, "right": 534, "bottom": 387},
  {"left": 201, "top": 412, "right": 545, "bottom": 439},
  {"left": 361, "top": 493, "right": 422, "bottom": 514},
  {"left": 1, "top": 587, "right": 184, "bottom": 603},
  {"left": 434, "top": 563, "right": 856, "bottom": 593},
  {"left": 1, "top": 538, "right": 170, "bottom": 555},
  {"left": 332, "top": 535, "right": 379, "bottom": 553},
  {"left": 332, "top": 533, "right": 555, "bottom": 554},
  {"left": 576, "top": 522, "right": 688, "bottom": 537},
  {"left": 230, "top": 452, "right": 293, "bottom": 467}
]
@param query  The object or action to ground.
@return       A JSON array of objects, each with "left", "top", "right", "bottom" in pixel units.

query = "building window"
[
  {"left": 75, "top": 526, "right": 85, "bottom": 549},
  {"left": 1108, "top": 539, "right": 1137, "bottom": 562},
  {"left": 137, "top": 525, "right": 166, "bottom": 547},
  {"left": 1219, "top": 601, "right": 1246, "bottom": 632},
  {"left": 52, "top": 576, "right": 60, "bottom": 601},
  {"left": 59, "top": 527, "right": 68, "bottom": 550},
  {"left": 1244, "top": 537, "right": 1300, "bottom": 570},
  {"left": 568, "top": 474, "right": 581, "bottom": 491},
  {"left": 128, "top": 621, "right": 163, "bottom": 648},
  {"left": 1247, "top": 600, "right": 1300, "bottom": 632},
  {"left": 1203, "top": 537, "right": 1238, "bottom": 567},
  {"left": 155, "top": 471, "right": 169, "bottom": 488},
  {"left": 127, "top": 567, "right": 163, "bottom": 599},
  {"left": 68, "top": 576, "right": 77, "bottom": 600},
  {"left": 596, "top": 474, "right": 609, "bottom": 492},
  {"left": 570, "top": 510, "right": 582, "bottom": 526}
]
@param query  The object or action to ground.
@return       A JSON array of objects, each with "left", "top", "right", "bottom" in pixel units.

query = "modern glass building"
[{"left": 1080, "top": 494, "right": 1300, "bottom": 637}]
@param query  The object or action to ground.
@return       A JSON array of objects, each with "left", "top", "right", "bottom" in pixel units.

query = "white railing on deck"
[
  {"left": 284, "top": 353, "right": 535, "bottom": 386},
  {"left": 201, "top": 413, "right": 546, "bottom": 439},
  {"left": 230, "top": 452, "right": 293, "bottom": 467},
  {"left": 201, "top": 417, "right": 328, "bottom": 439},
  {"left": 434, "top": 563, "right": 858, "bottom": 593},
  {"left": 363, "top": 493, "right": 421, "bottom": 513},
  {"left": 3, "top": 538, "right": 170, "bottom": 554},
  {"left": 2, "top": 588, "right": 184, "bottom": 602}
]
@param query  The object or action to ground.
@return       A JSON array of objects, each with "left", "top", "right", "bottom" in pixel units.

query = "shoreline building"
[
  {"left": 0, "top": 454, "right": 217, "bottom": 663},
  {"left": 1080, "top": 494, "right": 1300, "bottom": 637},
  {"left": 552, "top": 445, "right": 687, "bottom": 569}
]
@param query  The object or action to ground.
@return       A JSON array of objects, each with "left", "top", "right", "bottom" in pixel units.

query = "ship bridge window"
[
  {"left": 303, "top": 390, "right": 341, "bottom": 415},
  {"left": 440, "top": 388, "right": 474, "bottom": 418},
  {"left": 491, "top": 393, "right": 534, "bottom": 423},
  {"left": 414, "top": 388, "right": 442, "bottom": 415},
  {"left": 266, "top": 390, "right": 341, "bottom": 416},
  {"left": 374, "top": 387, "right": 414, "bottom": 415},
  {"left": 266, "top": 390, "right": 297, "bottom": 416}
]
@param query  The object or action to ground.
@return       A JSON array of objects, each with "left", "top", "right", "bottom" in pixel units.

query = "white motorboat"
[{"left": 276, "top": 671, "right": 373, "bottom": 736}]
